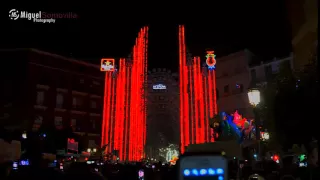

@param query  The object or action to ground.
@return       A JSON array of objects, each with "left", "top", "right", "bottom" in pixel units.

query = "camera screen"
[
  {"left": 179, "top": 156, "right": 227, "bottom": 180},
  {"left": 12, "top": 162, "right": 18, "bottom": 170},
  {"left": 19, "top": 160, "right": 30, "bottom": 166}
]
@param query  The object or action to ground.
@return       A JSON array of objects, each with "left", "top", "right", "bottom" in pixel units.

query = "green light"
[{"left": 299, "top": 154, "right": 306, "bottom": 161}]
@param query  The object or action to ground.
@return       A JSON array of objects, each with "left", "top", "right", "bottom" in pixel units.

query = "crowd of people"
[
  {"left": 0, "top": 159, "right": 178, "bottom": 180},
  {"left": 1, "top": 156, "right": 319, "bottom": 180}
]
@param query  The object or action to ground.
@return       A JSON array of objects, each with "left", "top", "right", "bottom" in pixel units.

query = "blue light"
[
  {"left": 200, "top": 169, "right": 207, "bottom": 175},
  {"left": 218, "top": 175, "right": 224, "bottom": 180},
  {"left": 208, "top": 168, "right": 215, "bottom": 175},
  {"left": 254, "top": 154, "right": 257, "bottom": 158},
  {"left": 183, "top": 169, "right": 190, "bottom": 176},
  {"left": 216, "top": 168, "right": 224, "bottom": 174},
  {"left": 208, "top": 65, "right": 216, "bottom": 70},
  {"left": 43, "top": 134, "right": 46, "bottom": 137},
  {"left": 192, "top": 169, "right": 199, "bottom": 176}
]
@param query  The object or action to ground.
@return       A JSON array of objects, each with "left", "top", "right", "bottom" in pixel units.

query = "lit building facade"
[
  {"left": 178, "top": 25, "right": 218, "bottom": 153},
  {"left": 146, "top": 68, "right": 179, "bottom": 156},
  {"left": 215, "top": 50, "right": 254, "bottom": 119},
  {"left": 101, "top": 27, "right": 148, "bottom": 161}
]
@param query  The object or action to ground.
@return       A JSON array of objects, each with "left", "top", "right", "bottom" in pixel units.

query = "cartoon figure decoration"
[
  {"left": 100, "top": 58, "right": 115, "bottom": 72},
  {"left": 209, "top": 110, "right": 255, "bottom": 143},
  {"left": 233, "top": 110, "right": 247, "bottom": 128}
]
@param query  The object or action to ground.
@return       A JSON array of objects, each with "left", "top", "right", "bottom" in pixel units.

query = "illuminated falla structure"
[
  {"left": 179, "top": 25, "right": 218, "bottom": 153},
  {"left": 101, "top": 27, "right": 148, "bottom": 161},
  {"left": 102, "top": 25, "right": 218, "bottom": 160}
]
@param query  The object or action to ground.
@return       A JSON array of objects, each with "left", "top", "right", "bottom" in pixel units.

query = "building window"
[
  {"left": 72, "top": 97, "right": 83, "bottom": 108},
  {"left": 36, "top": 91, "right": 45, "bottom": 105},
  {"left": 54, "top": 117, "right": 63, "bottom": 126},
  {"left": 271, "top": 63, "right": 279, "bottom": 73},
  {"left": 35, "top": 116, "right": 43, "bottom": 124},
  {"left": 264, "top": 65, "right": 272, "bottom": 80},
  {"left": 71, "top": 119, "right": 77, "bottom": 127},
  {"left": 56, "top": 93, "right": 64, "bottom": 108},
  {"left": 90, "top": 101, "right": 97, "bottom": 108},
  {"left": 223, "top": 85, "right": 229, "bottom": 93},
  {"left": 236, "top": 84, "right": 244, "bottom": 93},
  {"left": 88, "top": 140, "right": 96, "bottom": 147},
  {"left": 91, "top": 119, "right": 96, "bottom": 129},
  {"left": 250, "top": 69, "right": 257, "bottom": 82},
  {"left": 33, "top": 116, "right": 43, "bottom": 130},
  {"left": 92, "top": 81, "right": 100, "bottom": 85}
]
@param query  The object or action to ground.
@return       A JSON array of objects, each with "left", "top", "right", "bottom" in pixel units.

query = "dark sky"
[{"left": 2, "top": 1, "right": 292, "bottom": 72}]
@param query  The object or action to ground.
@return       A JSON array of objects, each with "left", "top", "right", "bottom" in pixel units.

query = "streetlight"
[
  {"left": 247, "top": 88, "right": 260, "bottom": 106},
  {"left": 247, "top": 88, "right": 261, "bottom": 157},
  {"left": 22, "top": 132, "right": 27, "bottom": 139}
]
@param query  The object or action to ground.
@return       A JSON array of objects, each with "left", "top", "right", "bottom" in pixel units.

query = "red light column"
[
  {"left": 102, "top": 26, "right": 148, "bottom": 162},
  {"left": 129, "top": 27, "right": 148, "bottom": 161},
  {"left": 193, "top": 57, "right": 200, "bottom": 144},
  {"left": 179, "top": 25, "right": 190, "bottom": 153},
  {"left": 197, "top": 57, "right": 205, "bottom": 143}
]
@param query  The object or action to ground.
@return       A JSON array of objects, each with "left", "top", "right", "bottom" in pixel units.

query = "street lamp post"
[{"left": 247, "top": 88, "right": 261, "bottom": 158}]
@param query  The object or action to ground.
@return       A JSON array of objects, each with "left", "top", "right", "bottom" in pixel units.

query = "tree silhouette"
[{"left": 257, "top": 60, "right": 318, "bottom": 150}]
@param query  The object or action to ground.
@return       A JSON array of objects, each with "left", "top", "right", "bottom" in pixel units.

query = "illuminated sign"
[
  {"left": 206, "top": 51, "right": 216, "bottom": 70},
  {"left": 153, "top": 84, "right": 166, "bottom": 89},
  {"left": 100, "top": 58, "right": 115, "bottom": 72}
]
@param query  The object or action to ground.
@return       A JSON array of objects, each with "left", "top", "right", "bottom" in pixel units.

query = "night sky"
[{"left": 2, "top": 1, "right": 292, "bottom": 72}]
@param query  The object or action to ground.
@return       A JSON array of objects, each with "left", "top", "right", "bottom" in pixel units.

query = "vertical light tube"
[
  {"left": 197, "top": 57, "right": 205, "bottom": 143},
  {"left": 102, "top": 73, "right": 112, "bottom": 151},
  {"left": 114, "top": 61, "right": 121, "bottom": 153},
  {"left": 202, "top": 73, "right": 209, "bottom": 142},
  {"left": 208, "top": 70, "right": 215, "bottom": 142},
  {"left": 213, "top": 70, "right": 218, "bottom": 114},
  {"left": 193, "top": 57, "right": 199, "bottom": 144},
  {"left": 119, "top": 58, "right": 125, "bottom": 160},
  {"left": 143, "top": 27, "right": 149, "bottom": 157},
  {"left": 124, "top": 64, "right": 130, "bottom": 160},
  {"left": 178, "top": 25, "right": 185, "bottom": 153},
  {"left": 182, "top": 26, "right": 190, "bottom": 148},
  {"left": 188, "top": 65, "right": 194, "bottom": 144},
  {"left": 101, "top": 73, "right": 109, "bottom": 147},
  {"left": 109, "top": 74, "right": 116, "bottom": 152}
]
